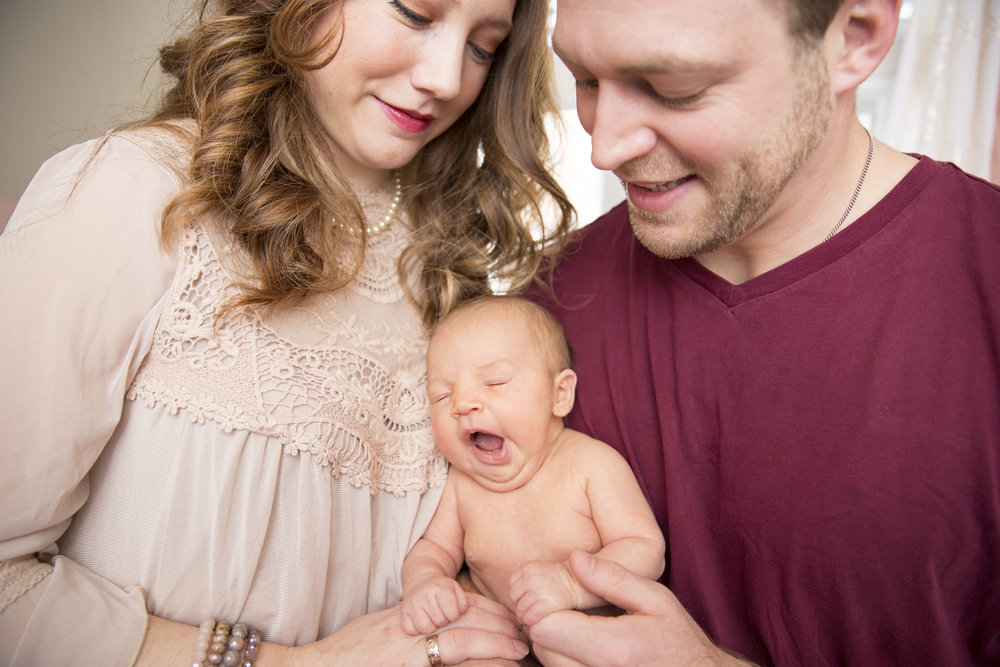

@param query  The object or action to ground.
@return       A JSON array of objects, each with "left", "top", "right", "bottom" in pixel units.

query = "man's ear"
[
  {"left": 552, "top": 369, "right": 577, "bottom": 418},
  {"left": 826, "top": 0, "right": 901, "bottom": 95}
]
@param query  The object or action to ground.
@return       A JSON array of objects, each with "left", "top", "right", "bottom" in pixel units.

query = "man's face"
[{"left": 553, "top": 0, "right": 835, "bottom": 259}]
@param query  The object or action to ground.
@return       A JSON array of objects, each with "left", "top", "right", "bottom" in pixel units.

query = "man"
[{"left": 528, "top": 0, "right": 1000, "bottom": 664}]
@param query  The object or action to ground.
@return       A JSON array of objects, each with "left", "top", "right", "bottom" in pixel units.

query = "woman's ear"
[
  {"left": 826, "top": 0, "right": 901, "bottom": 95},
  {"left": 552, "top": 369, "right": 577, "bottom": 418}
]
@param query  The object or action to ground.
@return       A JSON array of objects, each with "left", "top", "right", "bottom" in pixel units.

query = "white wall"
[{"left": 0, "top": 0, "right": 180, "bottom": 203}]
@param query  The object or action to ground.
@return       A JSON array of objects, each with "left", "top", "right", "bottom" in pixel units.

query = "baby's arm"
[
  {"left": 509, "top": 436, "right": 665, "bottom": 626},
  {"left": 400, "top": 475, "right": 470, "bottom": 635}
]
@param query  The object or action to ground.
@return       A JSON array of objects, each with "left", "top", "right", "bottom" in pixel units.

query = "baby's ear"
[{"left": 552, "top": 369, "right": 577, "bottom": 418}]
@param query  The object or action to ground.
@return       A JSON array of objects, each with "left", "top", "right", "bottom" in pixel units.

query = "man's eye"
[
  {"left": 647, "top": 82, "right": 706, "bottom": 108},
  {"left": 390, "top": 0, "right": 431, "bottom": 27},
  {"left": 657, "top": 92, "right": 703, "bottom": 108}
]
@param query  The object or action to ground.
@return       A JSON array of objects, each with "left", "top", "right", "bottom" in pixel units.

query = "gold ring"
[{"left": 425, "top": 634, "right": 442, "bottom": 666}]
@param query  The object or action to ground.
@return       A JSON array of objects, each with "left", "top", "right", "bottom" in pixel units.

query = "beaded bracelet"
[{"left": 192, "top": 618, "right": 261, "bottom": 667}]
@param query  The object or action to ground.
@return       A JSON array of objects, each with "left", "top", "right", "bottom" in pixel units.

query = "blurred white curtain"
[{"left": 872, "top": 0, "right": 1000, "bottom": 180}]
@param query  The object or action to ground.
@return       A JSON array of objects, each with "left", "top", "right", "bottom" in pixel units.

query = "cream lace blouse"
[{"left": 0, "top": 126, "right": 447, "bottom": 665}]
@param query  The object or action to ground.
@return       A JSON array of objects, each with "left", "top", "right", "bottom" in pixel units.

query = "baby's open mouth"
[{"left": 470, "top": 431, "right": 504, "bottom": 453}]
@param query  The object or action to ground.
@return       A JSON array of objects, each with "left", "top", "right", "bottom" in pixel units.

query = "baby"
[{"left": 401, "top": 295, "right": 665, "bottom": 635}]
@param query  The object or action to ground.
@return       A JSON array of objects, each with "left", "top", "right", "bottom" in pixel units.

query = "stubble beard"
[{"left": 624, "top": 47, "right": 833, "bottom": 260}]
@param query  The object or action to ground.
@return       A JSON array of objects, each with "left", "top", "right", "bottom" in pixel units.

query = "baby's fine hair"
[{"left": 434, "top": 295, "right": 574, "bottom": 372}]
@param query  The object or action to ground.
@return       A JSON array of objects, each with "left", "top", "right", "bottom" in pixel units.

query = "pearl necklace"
[{"left": 340, "top": 173, "right": 402, "bottom": 237}]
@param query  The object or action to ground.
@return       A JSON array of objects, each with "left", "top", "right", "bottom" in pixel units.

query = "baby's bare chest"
[{"left": 458, "top": 482, "right": 602, "bottom": 601}]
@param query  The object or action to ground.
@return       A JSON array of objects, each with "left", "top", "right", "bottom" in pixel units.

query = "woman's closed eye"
[
  {"left": 389, "top": 0, "right": 501, "bottom": 65},
  {"left": 390, "top": 0, "right": 431, "bottom": 27},
  {"left": 468, "top": 42, "right": 497, "bottom": 64}
]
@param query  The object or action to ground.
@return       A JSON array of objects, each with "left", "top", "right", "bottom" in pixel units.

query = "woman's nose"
[{"left": 410, "top": 38, "right": 465, "bottom": 101}]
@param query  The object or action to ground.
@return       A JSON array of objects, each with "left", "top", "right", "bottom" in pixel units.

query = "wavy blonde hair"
[{"left": 145, "top": 0, "right": 573, "bottom": 328}]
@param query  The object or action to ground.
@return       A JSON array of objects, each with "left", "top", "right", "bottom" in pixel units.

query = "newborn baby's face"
[{"left": 426, "top": 306, "right": 563, "bottom": 493}]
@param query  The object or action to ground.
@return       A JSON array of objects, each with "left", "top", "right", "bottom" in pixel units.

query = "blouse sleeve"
[{"left": 0, "top": 132, "right": 182, "bottom": 665}]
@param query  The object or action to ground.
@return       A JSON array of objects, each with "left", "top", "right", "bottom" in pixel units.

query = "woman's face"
[{"left": 306, "top": 0, "right": 516, "bottom": 189}]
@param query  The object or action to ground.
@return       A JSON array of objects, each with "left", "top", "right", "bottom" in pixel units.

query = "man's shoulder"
[
  {"left": 907, "top": 156, "right": 1000, "bottom": 211},
  {"left": 529, "top": 202, "right": 645, "bottom": 316},
  {"left": 565, "top": 202, "right": 632, "bottom": 257},
  {"left": 547, "top": 202, "right": 634, "bottom": 282},
  {"left": 898, "top": 157, "right": 1000, "bottom": 257}
]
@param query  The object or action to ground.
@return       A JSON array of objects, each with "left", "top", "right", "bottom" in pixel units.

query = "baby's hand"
[
  {"left": 507, "top": 560, "right": 580, "bottom": 627},
  {"left": 401, "top": 575, "right": 470, "bottom": 635}
]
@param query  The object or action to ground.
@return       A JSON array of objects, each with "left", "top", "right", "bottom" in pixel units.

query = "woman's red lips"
[{"left": 376, "top": 97, "right": 434, "bottom": 133}]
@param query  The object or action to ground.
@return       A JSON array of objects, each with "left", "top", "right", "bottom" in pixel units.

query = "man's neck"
[{"left": 693, "top": 122, "right": 893, "bottom": 285}]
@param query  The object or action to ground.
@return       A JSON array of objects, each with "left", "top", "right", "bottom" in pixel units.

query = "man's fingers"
[
  {"left": 527, "top": 608, "right": 611, "bottom": 664},
  {"left": 566, "top": 549, "right": 665, "bottom": 616},
  {"left": 519, "top": 600, "right": 549, "bottom": 628}
]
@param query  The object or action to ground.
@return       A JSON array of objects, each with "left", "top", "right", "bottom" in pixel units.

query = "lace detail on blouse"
[
  {"left": 0, "top": 556, "right": 53, "bottom": 613},
  {"left": 346, "top": 187, "right": 411, "bottom": 304},
  {"left": 126, "top": 219, "right": 447, "bottom": 497}
]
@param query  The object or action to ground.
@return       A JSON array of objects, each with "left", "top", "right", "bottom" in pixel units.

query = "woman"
[{"left": 0, "top": 0, "right": 573, "bottom": 664}]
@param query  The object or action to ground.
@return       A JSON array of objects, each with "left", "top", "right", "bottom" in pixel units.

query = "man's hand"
[{"left": 527, "top": 550, "right": 753, "bottom": 666}]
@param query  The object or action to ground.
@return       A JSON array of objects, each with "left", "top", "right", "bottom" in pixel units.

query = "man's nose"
[{"left": 584, "top": 82, "right": 659, "bottom": 172}]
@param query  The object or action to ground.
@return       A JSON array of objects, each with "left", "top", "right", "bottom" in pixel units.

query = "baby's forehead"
[
  {"left": 433, "top": 300, "right": 564, "bottom": 368},
  {"left": 438, "top": 301, "right": 541, "bottom": 343}
]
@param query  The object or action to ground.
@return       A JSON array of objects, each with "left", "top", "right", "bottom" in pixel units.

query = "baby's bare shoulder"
[{"left": 556, "top": 428, "right": 630, "bottom": 470}]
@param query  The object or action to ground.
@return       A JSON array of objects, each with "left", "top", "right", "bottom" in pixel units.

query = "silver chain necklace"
[{"left": 823, "top": 126, "right": 874, "bottom": 242}]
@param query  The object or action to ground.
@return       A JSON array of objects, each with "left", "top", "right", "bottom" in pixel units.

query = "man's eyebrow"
[{"left": 551, "top": 39, "right": 721, "bottom": 77}]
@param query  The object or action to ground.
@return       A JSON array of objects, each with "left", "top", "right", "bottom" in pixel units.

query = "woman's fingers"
[
  {"left": 432, "top": 627, "right": 529, "bottom": 665},
  {"left": 417, "top": 593, "right": 527, "bottom": 664},
  {"left": 463, "top": 592, "right": 517, "bottom": 618},
  {"left": 445, "top": 594, "right": 525, "bottom": 641}
]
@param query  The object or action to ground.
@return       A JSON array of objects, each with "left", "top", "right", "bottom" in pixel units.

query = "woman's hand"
[
  {"left": 137, "top": 591, "right": 526, "bottom": 666},
  {"left": 289, "top": 593, "right": 528, "bottom": 666}
]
